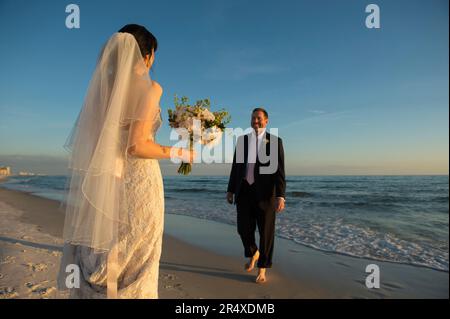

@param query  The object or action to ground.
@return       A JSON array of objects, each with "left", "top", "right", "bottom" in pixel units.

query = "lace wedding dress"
[{"left": 64, "top": 107, "right": 164, "bottom": 299}]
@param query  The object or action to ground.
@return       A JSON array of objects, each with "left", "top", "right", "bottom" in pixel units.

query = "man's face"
[{"left": 251, "top": 110, "right": 268, "bottom": 132}]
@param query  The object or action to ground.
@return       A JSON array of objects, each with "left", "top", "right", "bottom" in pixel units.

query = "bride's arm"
[
  {"left": 128, "top": 117, "right": 194, "bottom": 161},
  {"left": 127, "top": 120, "right": 186, "bottom": 160},
  {"left": 127, "top": 84, "right": 193, "bottom": 161},
  {"left": 128, "top": 143, "right": 187, "bottom": 160}
]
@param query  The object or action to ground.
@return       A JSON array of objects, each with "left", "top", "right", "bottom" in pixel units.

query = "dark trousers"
[{"left": 236, "top": 180, "right": 276, "bottom": 268}]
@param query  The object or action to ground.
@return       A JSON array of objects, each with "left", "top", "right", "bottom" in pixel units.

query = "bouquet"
[{"left": 168, "top": 95, "right": 231, "bottom": 175}]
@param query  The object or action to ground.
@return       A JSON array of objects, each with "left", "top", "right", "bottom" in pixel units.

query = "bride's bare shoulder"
[
  {"left": 145, "top": 80, "right": 162, "bottom": 110},
  {"left": 151, "top": 80, "right": 163, "bottom": 94}
]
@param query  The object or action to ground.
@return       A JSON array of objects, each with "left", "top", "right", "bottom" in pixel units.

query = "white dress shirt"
[
  {"left": 245, "top": 128, "right": 285, "bottom": 202},
  {"left": 247, "top": 128, "right": 266, "bottom": 164},
  {"left": 245, "top": 128, "right": 266, "bottom": 185}
]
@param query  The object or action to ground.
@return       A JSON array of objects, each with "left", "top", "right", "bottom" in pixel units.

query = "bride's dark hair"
[{"left": 118, "top": 24, "right": 158, "bottom": 59}]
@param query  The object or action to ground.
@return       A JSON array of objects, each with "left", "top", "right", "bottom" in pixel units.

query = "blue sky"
[{"left": 0, "top": 0, "right": 448, "bottom": 175}]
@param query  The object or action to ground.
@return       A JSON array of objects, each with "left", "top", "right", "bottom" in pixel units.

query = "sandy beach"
[{"left": 0, "top": 186, "right": 448, "bottom": 299}]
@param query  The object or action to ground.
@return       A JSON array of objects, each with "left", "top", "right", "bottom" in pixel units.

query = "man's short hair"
[{"left": 252, "top": 107, "right": 269, "bottom": 119}]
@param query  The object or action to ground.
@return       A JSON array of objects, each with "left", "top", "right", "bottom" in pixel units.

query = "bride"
[{"left": 57, "top": 24, "right": 194, "bottom": 299}]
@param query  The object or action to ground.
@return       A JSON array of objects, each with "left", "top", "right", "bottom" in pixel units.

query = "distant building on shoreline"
[{"left": 0, "top": 166, "right": 11, "bottom": 176}]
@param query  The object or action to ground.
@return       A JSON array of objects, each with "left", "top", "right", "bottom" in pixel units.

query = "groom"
[{"left": 226, "top": 108, "right": 286, "bottom": 283}]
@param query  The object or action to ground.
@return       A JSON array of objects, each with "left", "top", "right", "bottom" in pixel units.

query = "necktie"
[{"left": 246, "top": 134, "right": 258, "bottom": 185}]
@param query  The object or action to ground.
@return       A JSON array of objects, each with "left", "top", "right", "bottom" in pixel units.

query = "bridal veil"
[{"left": 61, "top": 32, "right": 158, "bottom": 254}]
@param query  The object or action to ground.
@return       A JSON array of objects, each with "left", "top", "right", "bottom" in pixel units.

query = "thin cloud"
[
  {"left": 204, "top": 49, "right": 287, "bottom": 80},
  {"left": 280, "top": 109, "right": 353, "bottom": 129},
  {"left": 307, "top": 109, "right": 327, "bottom": 115},
  {"left": 1, "top": 109, "right": 38, "bottom": 119}
]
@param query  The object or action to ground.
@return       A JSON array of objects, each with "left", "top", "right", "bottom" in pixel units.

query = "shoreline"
[
  {"left": 0, "top": 187, "right": 448, "bottom": 298},
  {"left": 4, "top": 182, "right": 447, "bottom": 274},
  {"left": 165, "top": 213, "right": 449, "bottom": 274}
]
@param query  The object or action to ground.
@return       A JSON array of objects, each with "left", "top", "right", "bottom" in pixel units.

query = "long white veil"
[{"left": 61, "top": 32, "right": 159, "bottom": 253}]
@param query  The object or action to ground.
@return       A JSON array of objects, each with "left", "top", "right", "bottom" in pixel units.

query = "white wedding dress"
[{"left": 65, "top": 108, "right": 164, "bottom": 299}]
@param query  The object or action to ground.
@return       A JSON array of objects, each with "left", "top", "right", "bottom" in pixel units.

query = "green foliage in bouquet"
[{"left": 168, "top": 95, "right": 231, "bottom": 129}]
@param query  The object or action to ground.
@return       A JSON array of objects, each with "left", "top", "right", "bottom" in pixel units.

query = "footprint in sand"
[
  {"left": 164, "top": 283, "right": 181, "bottom": 290},
  {"left": 34, "top": 286, "right": 56, "bottom": 298},
  {"left": 0, "top": 256, "right": 16, "bottom": 265},
  {"left": 25, "top": 281, "right": 56, "bottom": 298},
  {"left": 0, "top": 287, "right": 19, "bottom": 299},
  {"left": 48, "top": 251, "right": 60, "bottom": 257},
  {"left": 25, "top": 281, "right": 48, "bottom": 291},
  {"left": 40, "top": 287, "right": 56, "bottom": 298},
  {"left": 24, "top": 262, "right": 48, "bottom": 272},
  {"left": 162, "top": 274, "right": 177, "bottom": 280}
]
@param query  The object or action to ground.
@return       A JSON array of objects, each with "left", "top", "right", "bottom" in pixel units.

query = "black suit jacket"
[{"left": 227, "top": 132, "right": 286, "bottom": 211}]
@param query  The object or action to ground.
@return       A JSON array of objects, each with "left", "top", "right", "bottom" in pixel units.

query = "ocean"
[{"left": 1, "top": 174, "right": 448, "bottom": 272}]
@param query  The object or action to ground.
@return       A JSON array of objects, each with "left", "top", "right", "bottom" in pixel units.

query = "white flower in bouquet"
[
  {"left": 202, "top": 126, "right": 223, "bottom": 147},
  {"left": 179, "top": 118, "right": 194, "bottom": 131},
  {"left": 200, "top": 109, "right": 215, "bottom": 122},
  {"left": 168, "top": 95, "right": 231, "bottom": 175}
]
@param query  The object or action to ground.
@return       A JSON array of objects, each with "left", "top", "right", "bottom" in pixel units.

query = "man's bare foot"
[
  {"left": 256, "top": 268, "right": 267, "bottom": 283},
  {"left": 245, "top": 250, "right": 259, "bottom": 272}
]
